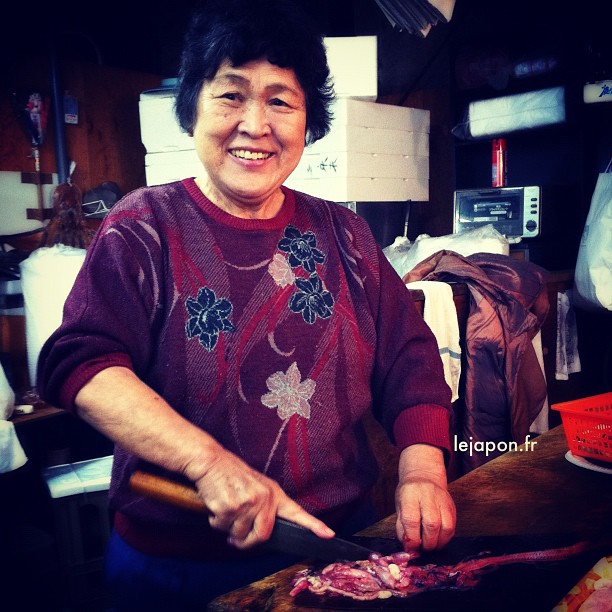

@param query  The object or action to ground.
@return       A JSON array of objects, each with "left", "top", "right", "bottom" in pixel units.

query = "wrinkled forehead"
[{"left": 207, "top": 58, "right": 306, "bottom": 98}]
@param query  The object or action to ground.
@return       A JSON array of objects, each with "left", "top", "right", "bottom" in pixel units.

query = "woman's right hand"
[
  {"left": 191, "top": 449, "right": 335, "bottom": 549},
  {"left": 75, "top": 366, "right": 332, "bottom": 549}
]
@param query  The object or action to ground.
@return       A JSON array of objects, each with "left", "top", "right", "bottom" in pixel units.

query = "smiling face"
[{"left": 192, "top": 59, "right": 307, "bottom": 218}]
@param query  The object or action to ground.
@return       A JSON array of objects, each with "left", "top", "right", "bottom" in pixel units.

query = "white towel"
[
  {"left": 529, "top": 331, "right": 549, "bottom": 434},
  {"left": 0, "top": 420, "right": 28, "bottom": 473},
  {"left": 406, "top": 280, "right": 461, "bottom": 402}
]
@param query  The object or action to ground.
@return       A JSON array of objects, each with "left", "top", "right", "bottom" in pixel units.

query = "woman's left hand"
[{"left": 395, "top": 444, "right": 456, "bottom": 552}]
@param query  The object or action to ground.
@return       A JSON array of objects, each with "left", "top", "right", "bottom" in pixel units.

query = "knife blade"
[
  {"left": 267, "top": 517, "right": 375, "bottom": 562},
  {"left": 129, "top": 470, "right": 376, "bottom": 562}
]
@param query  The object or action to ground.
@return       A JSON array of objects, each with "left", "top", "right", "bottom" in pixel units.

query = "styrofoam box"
[
  {"left": 139, "top": 89, "right": 193, "bottom": 154},
  {"left": 291, "top": 152, "right": 429, "bottom": 181},
  {"left": 324, "top": 36, "right": 377, "bottom": 101},
  {"left": 284, "top": 176, "right": 429, "bottom": 202},
  {"left": 145, "top": 149, "right": 201, "bottom": 186},
  {"left": 328, "top": 98, "right": 430, "bottom": 132},
  {"left": 306, "top": 127, "right": 429, "bottom": 156}
]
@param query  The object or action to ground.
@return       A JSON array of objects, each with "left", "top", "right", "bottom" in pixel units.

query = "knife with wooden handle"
[{"left": 129, "top": 470, "right": 376, "bottom": 562}]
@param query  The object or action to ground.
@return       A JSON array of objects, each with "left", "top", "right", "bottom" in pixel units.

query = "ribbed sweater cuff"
[
  {"left": 59, "top": 352, "right": 134, "bottom": 412},
  {"left": 393, "top": 404, "right": 451, "bottom": 456}
]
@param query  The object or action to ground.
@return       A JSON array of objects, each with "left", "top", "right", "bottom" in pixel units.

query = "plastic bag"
[
  {"left": 573, "top": 162, "right": 612, "bottom": 311},
  {"left": 452, "top": 87, "right": 566, "bottom": 140},
  {"left": 383, "top": 224, "right": 510, "bottom": 279},
  {"left": 20, "top": 245, "right": 87, "bottom": 386}
]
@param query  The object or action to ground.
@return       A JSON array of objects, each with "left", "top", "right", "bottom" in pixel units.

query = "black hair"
[{"left": 175, "top": 0, "right": 335, "bottom": 145}]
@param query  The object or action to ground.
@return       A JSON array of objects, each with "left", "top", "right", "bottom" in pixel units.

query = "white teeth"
[{"left": 231, "top": 149, "right": 272, "bottom": 160}]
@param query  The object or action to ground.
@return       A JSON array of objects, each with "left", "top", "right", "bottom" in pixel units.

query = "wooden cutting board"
[
  {"left": 208, "top": 534, "right": 604, "bottom": 611},
  {"left": 208, "top": 428, "right": 612, "bottom": 611}
]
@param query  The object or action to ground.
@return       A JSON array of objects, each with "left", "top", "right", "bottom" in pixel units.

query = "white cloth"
[
  {"left": 0, "top": 420, "right": 28, "bottom": 473},
  {"left": 406, "top": 280, "right": 461, "bottom": 402},
  {"left": 556, "top": 290, "right": 582, "bottom": 380},
  {"left": 0, "top": 363, "right": 15, "bottom": 420},
  {"left": 529, "top": 331, "right": 549, "bottom": 434}
]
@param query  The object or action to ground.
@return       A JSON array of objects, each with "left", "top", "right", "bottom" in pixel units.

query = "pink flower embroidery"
[
  {"left": 268, "top": 253, "right": 295, "bottom": 288},
  {"left": 261, "top": 362, "right": 314, "bottom": 420}
]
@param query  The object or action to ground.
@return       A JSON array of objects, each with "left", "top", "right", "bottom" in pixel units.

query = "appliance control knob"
[{"left": 525, "top": 220, "right": 538, "bottom": 232}]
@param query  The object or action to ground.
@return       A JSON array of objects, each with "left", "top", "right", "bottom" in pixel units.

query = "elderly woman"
[{"left": 38, "top": 0, "right": 455, "bottom": 608}]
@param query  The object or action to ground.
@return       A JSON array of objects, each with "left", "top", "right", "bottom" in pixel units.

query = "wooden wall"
[{"left": 1, "top": 58, "right": 162, "bottom": 197}]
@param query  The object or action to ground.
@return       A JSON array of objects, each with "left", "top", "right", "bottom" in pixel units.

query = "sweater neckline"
[{"left": 182, "top": 178, "right": 295, "bottom": 231}]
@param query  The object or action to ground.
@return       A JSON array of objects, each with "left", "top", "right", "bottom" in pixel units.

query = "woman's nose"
[{"left": 239, "top": 100, "right": 271, "bottom": 137}]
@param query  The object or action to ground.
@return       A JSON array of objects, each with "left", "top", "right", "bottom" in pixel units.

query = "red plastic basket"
[{"left": 551, "top": 392, "right": 612, "bottom": 463}]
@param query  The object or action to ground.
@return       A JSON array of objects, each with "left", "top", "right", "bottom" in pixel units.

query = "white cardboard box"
[
  {"left": 284, "top": 176, "right": 429, "bottom": 202},
  {"left": 328, "top": 98, "right": 429, "bottom": 132},
  {"left": 306, "top": 127, "right": 429, "bottom": 156},
  {"left": 145, "top": 150, "right": 201, "bottom": 185},
  {"left": 324, "top": 36, "right": 378, "bottom": 101},
  {"left": 307, "top": 100, "right": 430, "bottom": 157},
  {"left": 139, "top": 89, "right": 193, "bottom": 154},
  {"left": 291, "top": 152, "right": 429, "bottom": 181},
  {"left": 288, "top": 100, "right": 430, "bottom": 201}
]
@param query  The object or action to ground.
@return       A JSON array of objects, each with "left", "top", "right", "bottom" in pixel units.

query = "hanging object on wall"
[
  {"left": 11, "top": 91, "right": 51, "bottom": 220},
  {"left": 39, "top": 181, "right": 95, "bottom": 249},
  {"left": 13, "top": 91, "right": 49, "bottom": 149},
  {"left": 373, "top": 0, "right": 455, "bottom": 37}
]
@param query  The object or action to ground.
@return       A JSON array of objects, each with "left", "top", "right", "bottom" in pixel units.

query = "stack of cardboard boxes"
[{"left": 284, "top": 98, "right": 429, "bottom": 201}]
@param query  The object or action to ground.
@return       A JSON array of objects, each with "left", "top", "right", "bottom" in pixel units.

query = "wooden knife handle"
[{"left": 129, "top": 470, "right": 210, "bottom": 514}]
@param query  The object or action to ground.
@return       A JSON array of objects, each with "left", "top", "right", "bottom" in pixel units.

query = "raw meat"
[{"left": 290, "top": 542, "right": 589, "bottom": 601}]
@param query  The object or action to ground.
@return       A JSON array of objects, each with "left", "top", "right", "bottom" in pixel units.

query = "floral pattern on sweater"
[
  {"left": 185, "top": 286, "right": 236, "bottom": 350},
  {"left": 278, "top": 224, "right": 324, "bottom": 273},
  {"left": 261, "top": 361, "right": 315, "bottom": 420},
  {"left": 274, "top": 224, "right": 335, "bottom": 324}
]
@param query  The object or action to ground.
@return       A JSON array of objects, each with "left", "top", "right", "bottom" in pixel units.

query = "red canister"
[{"left": 492, "top": 138, "right": 507, "bottom": 187}]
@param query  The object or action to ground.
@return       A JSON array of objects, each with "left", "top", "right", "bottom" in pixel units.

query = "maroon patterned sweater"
[{"left": 38, "top": 179, "right": 451, "bottom": 560}]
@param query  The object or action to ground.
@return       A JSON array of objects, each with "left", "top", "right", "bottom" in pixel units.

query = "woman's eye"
[
  {"left": 270, "top": 98, "right": 290, "bottom": 107},
  {"left": 219, "top": 92, "right": 241, "bottom": 101}
]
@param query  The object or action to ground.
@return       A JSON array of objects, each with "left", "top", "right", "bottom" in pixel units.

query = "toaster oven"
[{"left": 453, "top": 186, "right": 541, "bottom": 238}]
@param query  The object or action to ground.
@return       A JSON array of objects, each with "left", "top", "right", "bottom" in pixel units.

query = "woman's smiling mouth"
[{"left": 230, "top": 149, "right": 273, "bottom": 160}]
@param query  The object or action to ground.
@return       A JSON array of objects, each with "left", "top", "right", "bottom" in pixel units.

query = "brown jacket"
[{"left": 404, "top": 251, "right": 549, "bottom": 472}]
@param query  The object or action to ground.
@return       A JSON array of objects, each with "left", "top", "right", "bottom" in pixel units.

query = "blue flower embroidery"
[
  {"left": 278, "top": 225, "right": 325, "bottom": 274},
  {"left": 289, "top": 274, "right": 334, "bottom": 324},
  {"left": 185, "top": 287, "right": 236, "bottom": 351}
]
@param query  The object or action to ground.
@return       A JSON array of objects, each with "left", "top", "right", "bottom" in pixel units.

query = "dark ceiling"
[
  {"left": 2, "top": 0, "right": 610, "bottom": 95},
  {"left": 4, "top": 1, "right": 377, "bottom": 78}
]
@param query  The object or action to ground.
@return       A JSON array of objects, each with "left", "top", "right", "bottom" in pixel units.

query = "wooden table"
[
  {"left": 208, "top": 426, "right": 612, "bottom": 611},
  {"left": 10, "top": 403, "right": 65, "bottom": 428}
]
